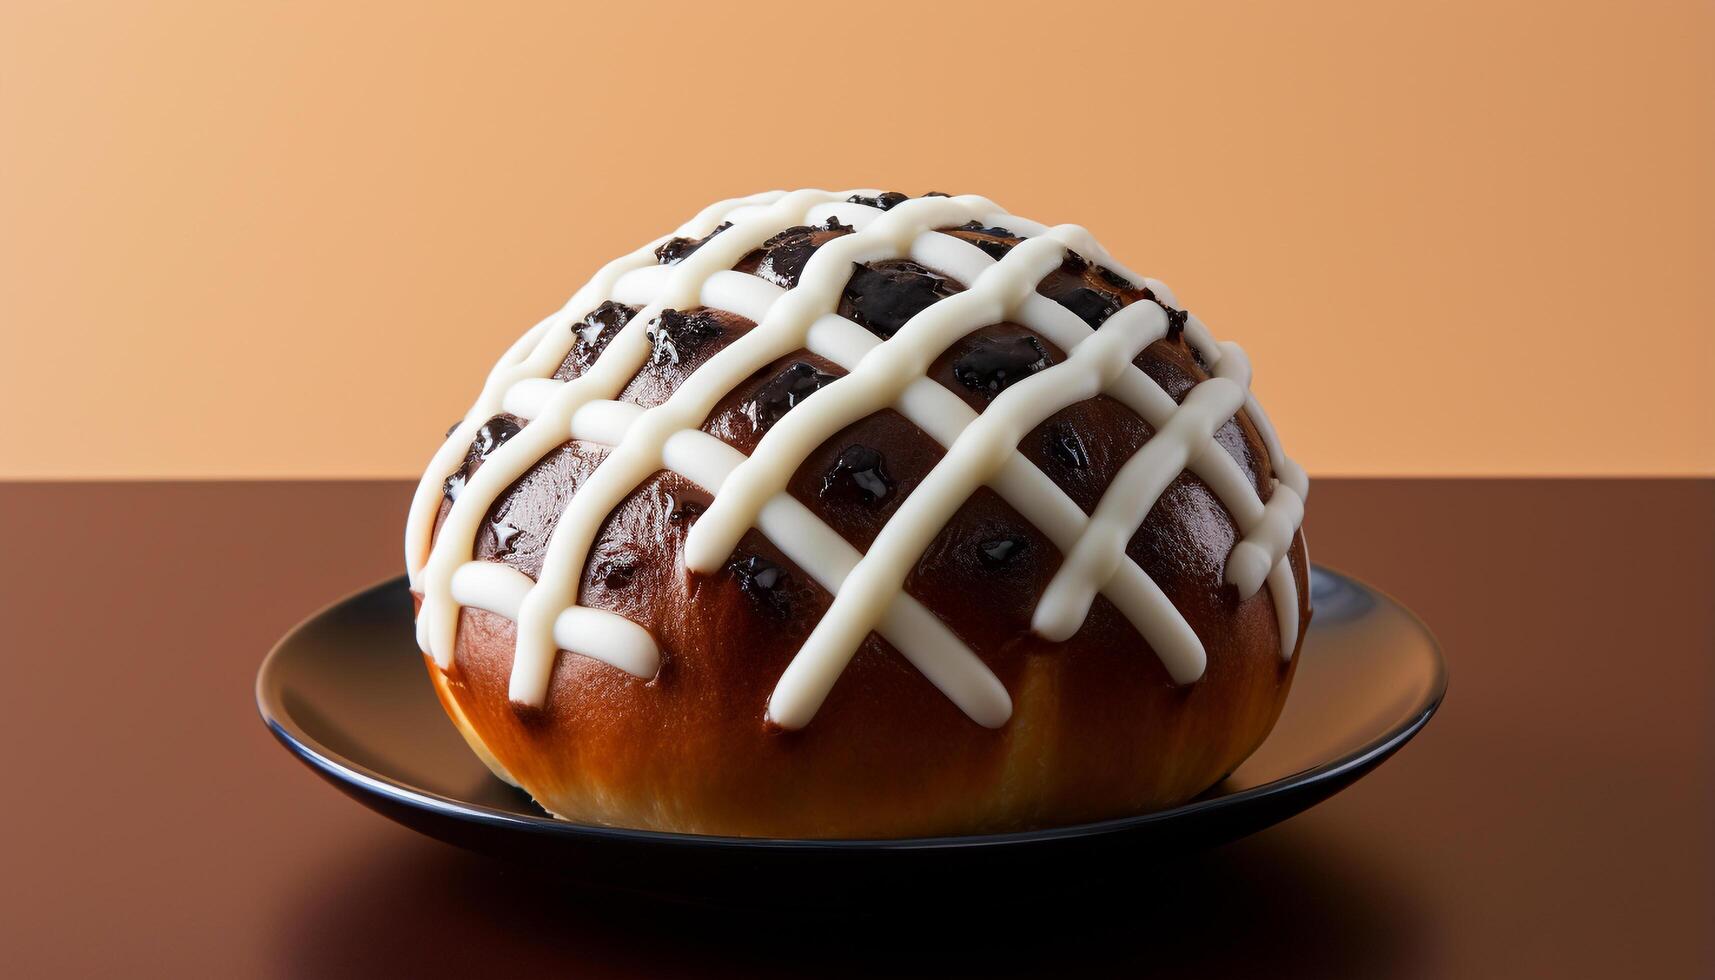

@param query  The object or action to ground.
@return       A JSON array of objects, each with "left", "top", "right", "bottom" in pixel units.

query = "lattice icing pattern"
[{"left": 405, "top": 190, "right": 1308, "bottom": 731}]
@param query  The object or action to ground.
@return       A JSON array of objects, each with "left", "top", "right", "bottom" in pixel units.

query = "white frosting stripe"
[
  {"left": 1227, "top": 482, "right": 1304, "bottom": 597},
  {"left": 1266, "top": 555, "right": 1300, "bottom": 661},
  {"left": 451, "top": 561, "right": 659, "bottom": 678},
  {"left": 502, "top": 377, "right": 560, "bottom": 420},
  {"left": 1032, "top": 377, "right": 1248, "bottom": 644}
]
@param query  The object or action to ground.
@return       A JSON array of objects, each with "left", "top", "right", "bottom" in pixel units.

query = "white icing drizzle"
[
  {"left": 406, "top": 189, "right": 1307, "bottom": 730},
  {"left": 450, "top": 561, "right": 658, "bottom": 679}
]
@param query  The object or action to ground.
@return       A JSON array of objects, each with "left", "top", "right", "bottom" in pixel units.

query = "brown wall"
[{"left": 2, "top": 1, "right": 1711, "bottom": 478}]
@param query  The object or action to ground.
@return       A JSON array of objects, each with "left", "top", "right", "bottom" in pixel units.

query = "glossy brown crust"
[{"left": 418, "top": 223, "right": 1310, "bottom": 838}]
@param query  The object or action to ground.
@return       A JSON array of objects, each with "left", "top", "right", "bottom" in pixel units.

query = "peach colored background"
[{"left": 2, "top": 1, "right": 1711, "bottom": 478}]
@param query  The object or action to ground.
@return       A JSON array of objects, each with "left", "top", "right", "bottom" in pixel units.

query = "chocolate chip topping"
[
  {"left": 820, "top": 445, "right": 894, "bottom": 506},
  {"left": 491, "top": 519, "right": 522, "bottom": 556},
  {"left": 952, "top": 335, "right": 1052, "bottom": 398},
  {"left": 471, "top": 417, "right": 521, "bottom": 459},
  {"left": 752, "top": 219, "right": 854, "bottom": 289},
  {"left": 599, "top": 558, "right": 634, "bottom": 591},
  {"left": 646, "top": 309, "right": 723, "bottom": 367},
  {"left": 1162, "top": 303, "right": 1189, "bottom": 341},
  {"left": 443, "top": 469, "right": 468, "bottom": 502},
  {"left": 570, "top": 301, "right": 634, "bottom": 371},
  {"left": 747, "top": 361, "right": 837, "bottom": 434},
  {"left": 1096, "top": 265, "right": 1135, "bottom": 291},
  {"left": 654, "top": 222, "right": 732, "bottom": 265},
  {"left": 442, "top": 416, "right": 522, "bottom": 501},
  {"left": 958, "top": 221, "right": 1015, "bottom": 237},
  {"left": 728, "top": 554, "right": 792, "bottom": 618},
  {"left": 1055, "top": 286, "right": 1123, "bottom": 328},
  {"left": 843, "top": 261, "right": 956, "bottom": 339},
  {"left": 665, "top": 491, "right": 705, "bottom": 525},
  {"left": 977, "top": 535, "right": 1028, "bottom": 567},
  {"left": 953, "top": 220, "right": 1021, "bottom": 262},
  {"left": 847, "top": 191, "right": 909, "bottom": 211},
  {"left": 1045, "top": 422, "right": 1090, "bottom": 469}
]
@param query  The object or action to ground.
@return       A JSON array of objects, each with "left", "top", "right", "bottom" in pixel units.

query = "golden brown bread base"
[{"left": 422, "top": 534, "right": 1302, "bottom": 838}]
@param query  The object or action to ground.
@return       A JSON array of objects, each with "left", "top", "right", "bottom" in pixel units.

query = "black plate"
[{"left": 257, "top": 566, "right": 1444, "bottom": 906}]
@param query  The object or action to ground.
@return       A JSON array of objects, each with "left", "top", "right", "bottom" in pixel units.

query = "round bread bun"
[{"left": 405, "top": 190, "right": 1310, "bottom": 839}]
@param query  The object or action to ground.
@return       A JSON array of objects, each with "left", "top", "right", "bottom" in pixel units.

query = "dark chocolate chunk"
[
  {"left": 1162, "top": 303, "right": 1189, "bottom": 341},
  {"left": 1189, "top": 342, "right": 1210, "bottom": 371},
  {"left": 820, "top": 445, "right": 894, "bottom": 506},
  {"left": 753, "top": 220, "right": 853, "bottom": 289},
  {"left": 728, "top": 554, "right": 792, "bottom": 618},
  {"left": 646, "top": 309, "right": 723, "bottom": 367},
  {"left": 1096, "top": 265, "right": 1135, "bottom": 291},
  {"left": 1045, "top": 422, "right": 1090, "bottom": 469},
  {"left": 571, "top": 301, "right": 634, "bottom": 370},
  {"left": 843, "top": 261, "right": 954, "bottom": 338},
  {"left": 443, "top": 468, "right": 467, "bottom": 502},
  {"left": 754, "top": 229, "right": 817, "bottom": 289},
  {"left": 654, "top": 221, "right": 732, "bottom": 265},
  {"left": 978, "top": 535, "right": 1029, "bottom": 567},
  {"left": 600, "top": 559, "right": 634, "bottom": 590},
  {"left": 847, "top": 191, "right": 909, "bottom": 211},
  {"left": 470, "top": 417, "right": 521, "bottom": 460},
  {"left": 491, "top": 519, "right": 521, "bottom": 556},
  {"left": 956, "top": 220, "right": 1016, "bottom": 238},
  {"left": 445, "top": 420, "right": 462, "bottom": 438},
  {"left": 954, "top": 220, "right": 1019, "bottom": 261},
  {"left": 746, "top": 361, "right": 837, "bottom": 433},
  {"left": 442, "top": 416, "right": 521, "bottom": 501},
  {"left": 953, "top": 335, "right": 1052, "bottom": 398},
  {"left": 666, "top": 493, "right": 705, "bottom": 524},
  {"left": 1056, "top": 286, "right": 1123, "bottom": 328}
]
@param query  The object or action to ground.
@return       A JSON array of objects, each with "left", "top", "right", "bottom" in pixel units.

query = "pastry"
[{"left": 405, "top": 189, "right": 1310, "bottom": 838}]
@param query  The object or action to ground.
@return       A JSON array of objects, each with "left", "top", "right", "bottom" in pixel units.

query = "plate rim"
[{"left": 256, "top": 563, "right": 1447, "bottom": 852}]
